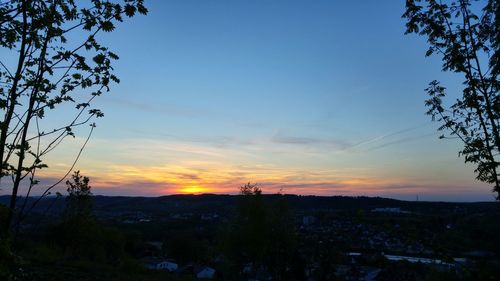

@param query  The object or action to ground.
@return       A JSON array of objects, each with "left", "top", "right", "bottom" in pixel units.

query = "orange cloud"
[{"left": 19, "top": 136, "right": 489, "bottom": 201}]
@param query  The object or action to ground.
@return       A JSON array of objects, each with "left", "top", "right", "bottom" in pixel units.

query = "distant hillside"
[{"left": 0, "top": 194, "right": 497, "bottom": 218}]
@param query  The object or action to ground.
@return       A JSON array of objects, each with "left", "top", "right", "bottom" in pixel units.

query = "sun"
[{"left": 179, "top": 185, "right": 205, "bottom": 194}]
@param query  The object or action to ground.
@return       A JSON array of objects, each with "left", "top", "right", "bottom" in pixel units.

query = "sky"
[{"left": 3, "top": 1, "right": 496, "bottom": 201}]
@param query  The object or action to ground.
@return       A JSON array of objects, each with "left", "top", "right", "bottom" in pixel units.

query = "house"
[
  {"left": 162, "top": 260, "right": 179, "bottom": 272},
  {"left": 143, "top": 257, "right": 178, "bottom": 272},
  {"left": 371, "top": 207, "right": 412, "bottom": 214},
  {"left": 371, "top": 207, "right": 401, "bottom": 213},
  {"left": 195, "top": 266, "right": 216, "bottom": 279},
  {"left": 144, "top": 241, "right": 163, "bottom": 256},
  {"left": 302, "top": 215, "right": 316, "bottom": 226}
]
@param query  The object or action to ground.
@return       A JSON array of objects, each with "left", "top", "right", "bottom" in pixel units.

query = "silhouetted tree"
[
  {"left": 48, "top": 171, "right": 126, "bottom": 262},
  {"left": 312, "top": 239, "right": 344, "bottom": 281},
  {"left": 403, "top": 0, "right": 500, "bottom": 198},
  {"left": 266, "top": 194, "right": 297, "bottom": 280},
  {"left": 240, "top": 181, "right": 262, "bottom": 196},
  {"left": 222, "top": 183, "right": 297, "bottom": 280},
  {"left": 234, "top": 183, "right": 268, "bottom": 265},
  {"left": 0, "top": 0, "right": 147, "bottom": 234},
  {"left": 64, "top": 170, "right": 92, "bottom": 220},
  {"left": 165, "top": 230, "right": 210, "bottom": 264}
]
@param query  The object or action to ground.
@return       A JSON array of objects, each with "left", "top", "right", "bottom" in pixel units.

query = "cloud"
[
  {"left": 101, "top": 96, "right": 211, "bottom": 118},
  {"left": 0, "top": 175, "right": 73, "bottom": 197},
  {"left": 270, "top": 133, "right": 352, "bottom": 150},
  {"left": 365, "top": 132, "right": 437, "bottom": 151},
  {"left": 271, "top": 135, "right": 320, "bottom": 145},
  {"left": 2, "top": 169, "right": 491, "bottom": 202},
  {"left": 267, "top": 123, "right": 434, "bottom": 153},
  {"left": 160, "top": 135, "right": 259, "bottom": 148},
  {"left": 352, "top": 122, "right": 431, "bottom": 147},
  {"left": 330, "top": 122, "right": 438, "bottom": 152},
  {"left": 171, "top": 172, "right": 201, "bottom": 180}
]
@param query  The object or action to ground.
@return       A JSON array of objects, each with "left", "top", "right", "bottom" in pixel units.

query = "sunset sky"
[{"left": 7, "top": 1, "right": 495, "bottom": 201}]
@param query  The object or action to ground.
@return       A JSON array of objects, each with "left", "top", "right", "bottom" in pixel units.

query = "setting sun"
[{"left": 179, "top": 185, "right": 206, "bottom": 194}]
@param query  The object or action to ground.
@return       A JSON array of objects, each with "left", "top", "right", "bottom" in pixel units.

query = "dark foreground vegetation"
[{"left": 1, "top": 185, "right": 499, "bottom": 280}]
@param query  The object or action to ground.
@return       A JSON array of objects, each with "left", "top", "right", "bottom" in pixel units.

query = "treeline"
[{"left": 0, "top": 172, "right": 193, "bottom": 281}]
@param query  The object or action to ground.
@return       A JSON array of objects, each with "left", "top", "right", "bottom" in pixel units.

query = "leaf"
[
  {"left": 101, "top": 21, "right": 115, "bottom": 32},
  {"left": 124, "top": 4, "right": 136, "bottom": 17},
  {"left": 93, "top": 54, "right": 106, "bottom": 64}
]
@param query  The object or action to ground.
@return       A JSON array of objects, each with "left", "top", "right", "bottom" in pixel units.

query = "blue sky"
[{"left": 5, "top": 0, "right": 493, "bottom": 201}]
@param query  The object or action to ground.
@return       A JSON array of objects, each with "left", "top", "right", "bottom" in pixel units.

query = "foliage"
[
  {"left": 64, "top": 170, "right": 92, "bottom": 220},
  {"left": 311, "top": 239, "right": 345, "bottom": 281},
  {"left": 47, "top": 218, "right": 126, "bottom": 263},
  {"left": 15, "top": 252, "right": 196, "bottom": 281},
  {"left": 221, "top": 183, "right": 297, "bottom": 280},
  {"left": 164, "top": 230, "right": 210, "bottom": 264},
  {"left": 403, "top": 0, "right": 500, "bottom": 198},
  {"left": 240, "top": 181, "right": 262, "bottom": 196},
  {"left": 234, "top": 183, "right": 268, "bottom": 263},
  {"left": 0, "top": 0, "right": 147, "bottom": 233},
  {"left": 46, "top": 170, "right": 127, "bottom": 263},
  {"left": 0, "top": 239, "right": 16, "bottom": 281}
]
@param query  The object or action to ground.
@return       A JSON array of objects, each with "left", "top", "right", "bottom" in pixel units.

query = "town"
[{"left": 3, "top": 194, "right": 498, "bottom": 280}]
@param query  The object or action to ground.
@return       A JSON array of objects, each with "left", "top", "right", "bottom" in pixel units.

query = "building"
[
  {"left": 143, "top": 257, "right": 178, "bottom": 272},
  {"left": 195, "top": 266, "right": 216, "bottom": 279}
]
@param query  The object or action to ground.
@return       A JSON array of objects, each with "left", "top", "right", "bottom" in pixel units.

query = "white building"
[
  {"left": 143, "top": 258, "right": 178, "bottom": 272},
  {"left": 371, "top": 207, "right": 401, "bottom": 213},
  {"left": 195, "top": 266, "right": 216, "bottom": 279}
]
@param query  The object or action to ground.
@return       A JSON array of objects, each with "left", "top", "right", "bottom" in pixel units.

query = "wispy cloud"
[
  {"left": 3, "top": 164, "right": 490, "bottom": 201},
  {"left": 101, "top": 96, "right": 211, "bottom": 118},
  {"left": 345, "top": 123, "right": 437, "bottom": 152},
  {"left": 365, "top": 132, "right": 438, "bottom": 151},
  {"left": 271, "top": 133, "right": 352, "bottom": 150}
]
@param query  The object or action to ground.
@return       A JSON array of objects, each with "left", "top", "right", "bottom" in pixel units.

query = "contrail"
[{"left": 350, "top": 122, "right": 432, "bottom": 148}]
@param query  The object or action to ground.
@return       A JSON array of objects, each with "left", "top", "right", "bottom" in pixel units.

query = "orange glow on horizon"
[
  {"left": 32, "top": 159, "right": 485, "bottom": 199},
  {"left": 179, "top": 185, "right": 206, "bottom": 194}
]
